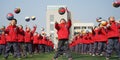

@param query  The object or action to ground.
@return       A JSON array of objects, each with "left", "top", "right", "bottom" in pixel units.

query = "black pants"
[
  {"left": 4, "top": 42, "right": 21, "bottom": 58},
  {"left": 38, "top": 44, "right": 46, "bottom": 53},
  {"left": 0, "top": 45, "right": 6, "bottom": 55},
  {"left": 54, "top": 39, "right": 72, "bottom": 59},
  {"left": 24, "top": 43, "right": 32, "bottom": 56}
]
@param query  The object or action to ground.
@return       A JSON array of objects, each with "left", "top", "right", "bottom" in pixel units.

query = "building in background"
[
  {"left": 46, "top": 5, "right": 71, "bottom": 48},
  {"left": 71, "top": 21, "right": 94, "bottom": 38}
]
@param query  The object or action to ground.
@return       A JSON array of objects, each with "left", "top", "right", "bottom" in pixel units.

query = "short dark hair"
[
  {"left": 19, "top": 25, "right": 23, "bottom": 28},
  {"left": 12, "top": 18, "right": 17, "bottom": 24},
  {"left": 12, "top": 19, "right": 17, "bottom": 22},
  {"left": 108, "top": 16, "right": 115, "bottom": 20},
  {"left": 60, "top": 18, "right": 66, "bottom": 22}
]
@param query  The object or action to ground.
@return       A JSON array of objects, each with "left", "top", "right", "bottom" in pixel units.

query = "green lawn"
[{"left": 0, "top": 52, "right": 119, "bottom": 60}]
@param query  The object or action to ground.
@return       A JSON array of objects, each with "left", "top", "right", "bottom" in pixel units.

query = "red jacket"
[
  {"left": 47, "top": 40, "right": 50, "bottom": 46},
  {"left": 55, "top": 19, "right": 72, "bottom": 40},
  {"left": 18, "top": 29, "right": 25, "bottom": 43},
  {"left": 99, "top": 27, "right": 107, "bottom": 42},
  {"left": 76, "top": 36, "right": 83, "bottom": 44},
  {"left": 24, "top": 27, "right": 36, "bottom": 43},
  {"left": 38, "top": 34, "right": 43, "bottom": 44},
  {"left": 5, "top": 25, "right": 18, "bottom": 42},
  {"left": 107, "top": 22, "right": 120, "bottom": 39},
  {"left": 93, "top": 29, "right": 100, "bottom": 42},
  {"left": 41, "top": 36, "right": 47, "bottom": 45},
  {"left": 78, "top": 37, "right": 83, "bottom": 44},
  {"left": 88, "top": 33, "right": 94, "bottom": 43},
  {"left": 0, "top": 34, "right": 6, "bottom": 44},
  {"left": 82, "top": 34, "right": 90, "bottom": 44},
  {"left": 33, "top": 34, "right": 39, "bottom": 44}
]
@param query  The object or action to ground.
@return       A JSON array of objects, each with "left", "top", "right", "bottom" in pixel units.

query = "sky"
[{"left": 0, "top": 0, "right": 120, "bottom": 32}]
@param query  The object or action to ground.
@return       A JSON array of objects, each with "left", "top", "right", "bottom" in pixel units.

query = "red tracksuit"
[
  {"left": 88, "top": 33, "right": 94, "bottom": 43},
  {"left": 5, "top": 25, "right": 18, "bottom": 42},
  {"left": 18, "top": 29, "right": 25, "bottom": 43},
  {"left": 93, "top": 29, "right": 100, "bottom": 42},
  {"left": 38, "top": 34, "right": 43, "bottom": 44},
  {"left": 83, "top": 35, "right": 90, "bottom": 44},
  {"left": 24, "top": 27, "right": 36, "bottom": 43},
  {"left": 33, "top": 34, "right": 39, "bottom": 44},
  {"left": 0, "top": 34, "right": 6, "bottom": 45},
  {"left": 41, "top": 36, "right": 47, "bottom": 45},
  {"left": 55, "top": 19, "right": 71, "bottom": 40},
  {"left": 107, "top": 22, "right": 120, "bottom": 38},
  {"left": 47, "top": 40, "right": 50, "bottom": 47},
  {"left": 99, "top": 27, "right": 107, "bottom": 42}
]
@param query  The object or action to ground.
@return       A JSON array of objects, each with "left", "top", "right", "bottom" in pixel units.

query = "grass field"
[{"left": 0, "top": 52, "right": 119, "bottom": 60}]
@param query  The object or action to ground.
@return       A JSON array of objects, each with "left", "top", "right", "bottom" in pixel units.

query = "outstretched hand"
[{"left": 33, "top": 24, "right": 37, "bottom": 28}]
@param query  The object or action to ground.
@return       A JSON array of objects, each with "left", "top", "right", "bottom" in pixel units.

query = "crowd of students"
[
  {"left": 0, "top": 16, "right": 120, "bottom": 60},
  {"left": 0, "top": 19, "right": 54, "bottom": 60},
  {"left": 69, "top": 16, "right": 120, "bottom": 60}
]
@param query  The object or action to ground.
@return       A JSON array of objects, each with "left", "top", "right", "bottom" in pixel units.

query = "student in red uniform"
[
  {"left": 75, "top": 34, "right": 80, "bottom": 53},
  {"left": 0, "top": 30, "right": 6, "bottom": 55},
  {"left": 18, "top": 25, "right": 25, "bottom": 57},
  {"left": 106, "top": 16, "right": 120, "bottom": 60},
  {"left": 97, "top": 24, "right": 107, "bottom": 56},
  {"left": 5, "top": 24, "right": 14, "bottom": 55},
  {"left": 82, "top": 31, "right": 90, "bottom": 54},
  {"left": 78, "top": 33, "right": 83, "bottom": 54},
  {"left": 88, "top": 31, "right": 94, "bottom": 55},
  {"left": 4, "top": 19, "right": 21, "bottom": 59},
  {"left": 46, "top": 37, "right": 53, "bottom": 52},
  {"left": 53, "top": 18, "right": 72, "bottom": 60},
  {"left": 72, "top": 35, "right": 77, "bottom": 52},
  {"left": 33, "top": 32, "right": 39, "bottom": 54},
  {"left": 38, "top": 33, "right": 43, "bottom": 53},
  {"left": 92, "top": 26, "right": 100, "bottom": 56},
  {"left": 24, "top": 25, "right": 36, "bottom": 57},
  {"left": 70, "top": 36, "right": 77, "bottom": 52},
  {"left": 41, "top": 33, "right": 48, "bottom": 53}
]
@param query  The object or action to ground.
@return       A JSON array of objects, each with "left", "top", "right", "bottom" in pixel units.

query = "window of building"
[
  {"left": 88, "top": 26, "right": 93, "bottom": 29},
  {"left": 82, "top": 26, "right": 86, "bottom": 29},
  {"left": 50, "top": 15, "right": 54, "bottom": 22},
  {"left": 74, "top": 26, "right": 80, "bottom": 29},
  {"left": 50, "top": 24, "right": 54, "bottom": 31}
]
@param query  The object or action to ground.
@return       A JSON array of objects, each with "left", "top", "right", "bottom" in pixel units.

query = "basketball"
[
  {"left": 96, "top": 17, "right": 102, "bottom": 22},
  {"left": 6, "top": 13, "right": 14, "bottom": 20},
  {"left": 14, "top": 8, "right": 21, "bottom": 14},
  {"left": 113, "top": 2, "right": 120, "bottom": 8},
  {"left": 58, "top": 7, "right": 66, "bottom": 15},
  {"left": 25, "top": 17, "right": 30, "bottom": 22},
  {"left": 100, "top": 20, "right": 108, "bottom": 26},
  {"left": 31, "top": 16, "right": 36, "bottom": 20}
]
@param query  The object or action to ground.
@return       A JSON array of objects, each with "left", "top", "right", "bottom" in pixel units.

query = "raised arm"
[
  {"left": 67, "top": 19, "right": 72, "bottom": 29},
  {"left": 55, "top": 22, "right": 60, "bottom": 30},
  {"left": 32, "top": 25, "right": 37, "bottom": 34}
]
